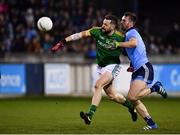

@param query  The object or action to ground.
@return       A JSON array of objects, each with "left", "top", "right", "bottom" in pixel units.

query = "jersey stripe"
[{"left": 115, "top": 31, "right": 124, "bottom": 37}]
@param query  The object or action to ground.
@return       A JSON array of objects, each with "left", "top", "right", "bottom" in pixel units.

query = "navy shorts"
[{"left": 132, "top": 62, "right": 154, "bottom": 84}]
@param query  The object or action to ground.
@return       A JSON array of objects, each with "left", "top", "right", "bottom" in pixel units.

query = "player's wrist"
[
  {"left": 61, "top": 39, "right": 67, "bottom": 44},
  {"left": 115, "top": 41, "right": 121, "bottom": 48}
]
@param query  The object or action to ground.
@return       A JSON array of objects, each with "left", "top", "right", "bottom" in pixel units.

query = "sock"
[
  {"left": 87, "top": 104, "right": 97, "bottom": 119},
  {"left": 144, "top": 116, "right": 155, "bottom": 126},
  {"left": 150, "top": 84, "right": 159, "bottom": 93},
  {"left": 122, "top": 99, "right": 134, "bottom": 110}
]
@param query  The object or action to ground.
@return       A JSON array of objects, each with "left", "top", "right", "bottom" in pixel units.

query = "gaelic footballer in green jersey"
[
  {"left": 51, "top": 15, "right": 137, "bottom": 125},
  {"left": 89, "top": 27, "right": 124, "bottom": 67}
]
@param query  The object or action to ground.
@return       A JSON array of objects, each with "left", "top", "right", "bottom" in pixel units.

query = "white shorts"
[
  {"left": 92, "top": 64, "right": 122, "bottom": 94},
  {"left": 97, "top": 64, "right": 122, "bottom": 79},
  {"left": 92, "top": 64, "right": 129, "bottom": 96}
]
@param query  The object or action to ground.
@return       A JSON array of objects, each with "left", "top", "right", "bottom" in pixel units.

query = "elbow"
[
  {"left": 131, "top": 44, "right": 137, "bottom": 48},
  {"left": 130, "top": 40, "right": 137, "bottom": 48},
  {"left": 129, "top": 39, "right": 137, "bottom": 48}
]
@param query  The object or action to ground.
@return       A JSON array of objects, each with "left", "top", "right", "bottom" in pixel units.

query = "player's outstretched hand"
[{"left": 51, "top": 39, "right": 66, "bottom": 52}]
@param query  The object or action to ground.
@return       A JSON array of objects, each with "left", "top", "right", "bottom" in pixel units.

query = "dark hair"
[
  {"left": 124, "top": 12, "right": 137, "bottom": 25},
  {"left": 105, "top": 14, "right": 118, "bottom": 27}
]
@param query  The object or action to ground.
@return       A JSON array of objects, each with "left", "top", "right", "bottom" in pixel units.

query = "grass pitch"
[{"left": 0, "top": 96, "right": 180, "bottom": 134}]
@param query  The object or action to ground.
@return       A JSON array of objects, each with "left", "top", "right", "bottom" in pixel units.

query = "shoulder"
[
  {"left": 126, "top": 28, "right": 138, "bottom": 35},
  {"left": 126, "top": 29, "right": 139, "bottom": 38},
  {"left": 115, "top": 30, "right": 124, "bottom": 37},
  {"left": 89, "top": 27, "right": 101, "bottom": 36},
  {"left": 90, "top": 26, "right": 101, "bottom": 31}
]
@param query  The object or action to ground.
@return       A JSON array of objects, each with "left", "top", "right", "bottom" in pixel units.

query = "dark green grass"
[{"left": 0, "top": 96, "right": 180, "bottom": 134}]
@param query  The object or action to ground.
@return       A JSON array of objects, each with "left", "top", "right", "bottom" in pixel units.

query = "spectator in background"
[
  {"left": 156, "top": 36, "right": 166, "bottom": 55},
  {"left": 25, "top": 8, "right": 35, "bottom": 28},
  {"left": 148, "top": 35, "right": 159, "bottom": 55},
  {"left": 0, "top": 0, "right": 8, "bottom": 14},
  {"left": 0, "top": 0, "right": 10, "bottom": 52},
  {"left": 0, "top": 14, "right": 4, "bottom": 52},
  {"left": 24, "top": 26, "right": 37, "bottom": 52},
  {"left": 86, "top": 43, "right": 96, "bottom": 59},
  {"left": 42, "top": 33, "right": 53, "bottom": 52},
  {"left": 31, "top": 36, "right": 41, "bottom": 53},
  {"left": 3, "top": 15, "right": 14, "bottom": 52},
  {"left": 1, "top": 0, "right": 179, "bottom": 56},
  {"left": 166, "top": 22, "right": 180, "bottom": 54}
]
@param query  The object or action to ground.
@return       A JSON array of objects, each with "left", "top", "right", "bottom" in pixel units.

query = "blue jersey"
[{"left": 125, "top": 28, "right": 148, "bottom": 70}]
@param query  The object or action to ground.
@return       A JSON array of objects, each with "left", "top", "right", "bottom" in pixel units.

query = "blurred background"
[
  {"left": 0, "top": 0, "right": 180, "bottom": 96},
  {"left": 1, "top": 0, "right": 180, "bottom": 134}
]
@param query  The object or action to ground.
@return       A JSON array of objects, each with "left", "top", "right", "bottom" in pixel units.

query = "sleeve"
[
  {"left": 114, "top": 31, "right": 125, "bottom": 42},
  {"left": 118, "top": 35, "right": 125, "bottom": 42},
  {"left": 126, "top": 30, "right": 138, "bottom": 41}
]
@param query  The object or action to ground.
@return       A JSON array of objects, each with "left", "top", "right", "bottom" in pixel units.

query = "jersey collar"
[{"left": 126, "top": 27, "right": 135, "bottom": 32}]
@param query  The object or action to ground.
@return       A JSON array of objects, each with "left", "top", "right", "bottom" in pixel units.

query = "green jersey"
[{"left": 89, "top": 27, "right": 124, "bottom": 67}]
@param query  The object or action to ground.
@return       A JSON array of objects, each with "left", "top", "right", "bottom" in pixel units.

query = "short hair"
[
  {"left": 105, "top": 14, "right": 118, "bottom": 27},
  {"left": 124, "top": 12, "right": 137, "bottom": 25}
]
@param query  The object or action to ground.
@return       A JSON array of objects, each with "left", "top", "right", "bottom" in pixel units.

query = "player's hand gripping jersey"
[{"left": 89, "top": 27, "right": 124, "bottom": 67}]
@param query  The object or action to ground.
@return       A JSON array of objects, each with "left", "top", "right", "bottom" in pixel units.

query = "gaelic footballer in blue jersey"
[{"left": 115, "top": 12, "right": 167, "bottom": 130}]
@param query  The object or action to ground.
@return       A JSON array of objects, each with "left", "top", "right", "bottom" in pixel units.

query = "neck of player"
[{"left": 108, "top": 30, "right": 115, "bottom": 36}]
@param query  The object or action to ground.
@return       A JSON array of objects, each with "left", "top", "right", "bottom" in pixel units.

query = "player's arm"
[
  {"left": 115, "top": 38, "right": 137, "bottom": 48},
  {"left": 65, "top": 30, "right": 91, "bottom": 42},
  {"left": 51, "top": 30, "right": 91, "bottom": 52}
]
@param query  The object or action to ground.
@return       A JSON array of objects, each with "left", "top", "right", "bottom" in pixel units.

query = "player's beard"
[{"left": 102, "top": 28, "right": 112, "bottom": 34}]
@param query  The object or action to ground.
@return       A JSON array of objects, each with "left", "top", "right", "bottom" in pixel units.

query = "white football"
[{"left": 37, "top": 17, "right": 53, "bottom": 31}]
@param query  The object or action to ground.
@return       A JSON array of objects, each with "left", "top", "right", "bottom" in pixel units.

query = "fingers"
[
  {"left": 51, "top": 44, "right": 59, "bottom": 52},
  {"left": 127, "top": 67, "right": 134, "bottom": 72}
]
